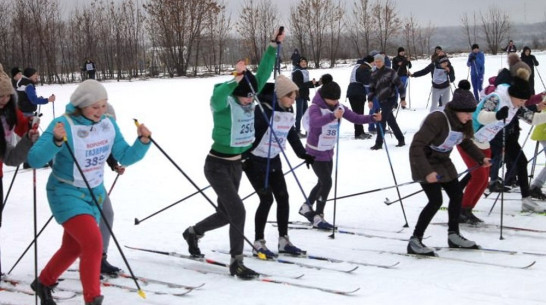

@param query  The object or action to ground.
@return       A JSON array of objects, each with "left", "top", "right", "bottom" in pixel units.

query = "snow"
[{"left": 2, "top": 51, "right": 546, "bottom": 305}]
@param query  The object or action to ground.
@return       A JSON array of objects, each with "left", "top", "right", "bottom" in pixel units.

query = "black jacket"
[
  {"left": 369, "top": 66, "right": 405, "bottom": 102},
  {"left": 392, "top": 55, "right": 412, "bottom": 76},
  {"left": 346, "top": 62, "right": 372, "bottom": 99},
  {"left": 292, "top": 66, "right": 315, "bottom": 101}
]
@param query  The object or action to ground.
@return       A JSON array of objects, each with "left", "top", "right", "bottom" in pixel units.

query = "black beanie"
[
  {"left": 11, "top": 67, "right": 21, "bottom": 77},
  {"left": 508, "top": 75, "right": 531, "bottom": 100},
  {"left": 471, "top": 44, "right": 479, "bottom": 50},
  {"left": 319, "top": 74, "right": 341, "bottom": 100},
  {"left": 448, "top": 80, "right": 477, "bottom": 112},
  {"left": 232, "top": 70, "right": 258, "bottom": 97},
  {"left": 23, "top": 67, "right": 37, "bottom": 78},
  {"left": 364, "top": 55, "right": 374, "bottom": 63},
  {"left": 398, "top": 47, "right": 405, "bottom": 53}
]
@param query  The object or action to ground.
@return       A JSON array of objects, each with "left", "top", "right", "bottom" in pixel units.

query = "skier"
[
  {"left": 10, "top": 67, "right": 22, "bottom": 89},
  {"left": 292, "top": 56, "right": 317, "bottom": 138},
  {"left": 368, "top": 53, "right": 406, "bottom": 150},
  {"left": 243, "top": 76, "right": 315, "bottom": 258},
  {"left": 182, "top": 28, "right": 284, "bottom": 279},
  {"left": 408, "top": 81, "right": 490, "bottom": 256},
  {"left": 520, "top": 46, "right": 539, "bottom": 95},
  {"left": 474, "top": 68, "right": 546, "bottom": 212},
  {"left": 0, "top": 64, "right": 39, "bottom": 276},
  {"left": 16, "top": 67, "right": 55, "bottom": 117},
  {"left": 411, "top": 56, "right": 455, "bottom": 112},
  {"left": 392, "top": 47, "right": 412, "bottom": 109},
  {"left": 299, "top": 74, "right": 380, "bottom": 229},
  {"left": 346, "top": 55, "right": 374, "bottom": 139},
  {"left": 290, "top": 49, "right": 301, "bottom": 69},
  {"left": 528, "top": 93, "right": 546, "bottom": 199},
  {"left": 467, "top": 44, "right": 485, "bottom": 101},
  {"left": 27, "top": 79, "right": 151, "bottom": 305}
]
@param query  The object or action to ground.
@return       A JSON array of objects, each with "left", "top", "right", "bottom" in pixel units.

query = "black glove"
[
  {"left": 302, "top": 154, "right": 315, "bottom": 169},
  {"left": 469, "top": 54, "right": 476, "bottom": 61},
  {"left": 496, "top": 106, "right": 509, "bottom": 120}
]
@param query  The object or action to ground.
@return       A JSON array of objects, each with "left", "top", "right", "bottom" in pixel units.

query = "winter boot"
[
  {"left": 447, "top": 232, "right": 479, "bottom": 249},
  {"left": 522, "top": 197, "right": 546, "bottom": 212},
  {"left": 298, "top": 203, "right": 315, "bottom": 223},
  {"left": 459, "top": 208, "right": 483, "bottom": 225},
  {"left": 182, "top": 226, "right": 204, "bottom": 258},
  {"left": 488, "top": 180, "right": 510, "bottom": 193},
  {"left": 395, "top": 140, "right": 405, "bottom": 147},
  {"left": 407, "top": 236, "right": 435, "bottom": 256},
  {"left": 529, "top": 186, "right": 546, "bottom": 200},
  {"left": 252, "top": 239, "right": 277, "bottom": 259},
  {"left": 100, "top": 253, "right": 121, "bottom": 277},
  {"left": 312, "top": 214, "right": 334, "bottom": 230},
  {"left": 278, "top": 235, "right": 306, "bottom": 256},
  {"left": 31, "top": 278, "right": 57, "bottom": 305},
  {"left": 229, "top": 256, "right": 259, "bottom": 280},
  {"left": 86, "top": 295, "right": 104, "bottom": 305},
  {"left": 370, "top": 144, "right": 382, "bottom": 150}
]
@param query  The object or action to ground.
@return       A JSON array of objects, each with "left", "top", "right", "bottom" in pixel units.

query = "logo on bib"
[{"left": 77, "top": 129, "right": 89, "bottom": 138}]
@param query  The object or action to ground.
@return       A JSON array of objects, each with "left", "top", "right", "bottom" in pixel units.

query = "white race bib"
[
  {"left": 316, "top": 108, "right": 338, "bottom": 151},
  {"left": 474, "top": 106, "right": 518, "bottom": 143},
  {"left": 68, "top": 118, "right": 115, "bottom": 188},
  {"left": 228, "top": 96, "right": 255, "bottom": 147},
  {"left": 252, "top": 112, "right": 295, "bottom": 158},
  {"left": 429, "top": 111, "right": 463, "bottom": 152}
]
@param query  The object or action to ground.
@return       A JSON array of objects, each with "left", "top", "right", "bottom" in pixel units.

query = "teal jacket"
[{"left": 27, "top": 105, "right": 150, "bottom": 224}]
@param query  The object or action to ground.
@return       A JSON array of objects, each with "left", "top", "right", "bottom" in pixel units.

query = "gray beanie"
[
  {"left": 70, "top": 79, "right": 108, "bottom": 108},
  {"left": 374, "top": 54, "right": 384, "bottom": 62}
]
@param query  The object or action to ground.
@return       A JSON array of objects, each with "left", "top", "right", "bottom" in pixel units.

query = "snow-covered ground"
[{"left": 2, "top": 51, "right": 546, "bottom": 305}]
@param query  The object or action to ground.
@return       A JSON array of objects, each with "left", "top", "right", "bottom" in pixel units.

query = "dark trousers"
[
  {"left": 413, "top": 179, "right": 462, "bottom": 238},
  {"left": 490, "top": 138, "right": 530, "bottom": 197},
  {"left": 348, "top": 95, "right": 365, "bottom": 137},
  {"left": 308, "top": 160, "right": 333, "bottom": 215},
  {"left": 470, "top": 73, "right": 483, "bottom": 102},
  {"left": 295, "top": 97, "right": 308, "bottom": 133},
  {"left": 244, "top": 160, "right": 290, "bottom": 240},
  {"left": 0, "top": 177, "right": 4, "bottom": 274},
  {"left": 194, "top": 156, "right": 246, "bottom": 257},
  {"left": 368, "top": 97, "right": 380, "bottom": 132},
  {"left": 375, "top": 97, "right": 404, "bottom": 146},
  {"left": 87, "top": 71, "right": 96, "bottom": 80}
]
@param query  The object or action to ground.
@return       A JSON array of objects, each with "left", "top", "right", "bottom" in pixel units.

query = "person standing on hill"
[
  {"left": 505, "top": 40, "right": 517, "bottom": 54},
  {"left": 16, "top": 67, "right": 55, "bottom": 117},
  {"left": 10, "top": 67, "right": 22, "bottom": 89},
  {"left": 392, "top": 47, "right": 412, "bottom": 109},
  {"left": 368, "top": 54, "right": 406, "bottom": 150},
  {"left": 467, "top": 44, "right": 485, "bottom": 101},
  {"left": 520, "top": 46, "right": 539, "bottom": 95},
  {"left": 346, "top": 55, "right": 374, "bottom": 140},
  {"left": 84, "top": 59, "right": 96, "bottom": 80},
  {"left": 292, "top": 57, "right": 317, "bottom": 138},
  {"left": 411, "top": 56, "right": 455, "bottom": 112}
]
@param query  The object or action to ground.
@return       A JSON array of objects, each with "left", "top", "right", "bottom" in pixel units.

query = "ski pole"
[
  {"left": 500, "top": 119, "right": 506, "bottom": 240},
  {"left": 243, "top": 75, "right": 312, "bottom": 206},
  {"left": 0, "top": 165, "right": 20, "bottom": 227},
  {"left": 536, "top": 68, "right": 546, "bottom": 91},
  {"left": 425, "top": 86, "right": 432, "bottom": 110},
  {"left": 529, "top": 141, "right": 540, "bottom": 185},
  {"left": 376, "top": 108, "right": 409, "bottom": 227},
  {"left": 33, "top": 167, "right": 38, "bottom": 305},
  {"left": 240, "top": 161, "right": 305, "bottom": 201},
  {"left": 134, "top": 161, "right": 306, "bottom": 225},
  {"left": 329, "top": 118, "right": 341, "bottom": 239},
  {"left": 108, "top": 173, "right": 120, "bottom": 196},
  {"left": 133, "top": 119, "right": 267, "bottom": 260},
  {"left": 8, "top": 216, "right": 54, "bottom": 274},
  {"left": 62, "top": 136, "right": 146, "bottom": 298}
]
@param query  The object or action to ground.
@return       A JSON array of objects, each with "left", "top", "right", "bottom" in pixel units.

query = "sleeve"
[
  {"left": 109, "top": 118, "right": 151, "bottom": 167},
  {"left": 448, "top": 65, "right": 456, "bottom": 82},
  {"left": 367, "top": 75, "right": 376, "bottom": 101},
  {"left": 292, "top": 70, "right": 304, "bottom": 89},
  {"left": 411, "top": 63, "right": 432, "bottom": 78},
  {"left": 14, "top": 109, "right": 30, "bottom": 137},
  {"left": 25, "top": 85, "right": 49, "bottom": 105},
  {"left": 477, "top": 53, "right": 485, "bottom": 75},
  {"left": 409, "top": 116, "right": 440, "bottom": 180},
  {"left": 210, "top": 81, "right": 238, "bottom": 112},
  {"left": 254, "top": 45, "right": 277, "bottom": 92},
  {"left": 533, "top": 56, "right": 539, "bottom": 66},
  {"left": 308, "top": 104, "right": 335, "bottom": 128},
  {"left": 287, "top": 127, "right": 307, "bottom": 158},
  {"left": 407, "top": 60, "right": 412, "bottom": 70},
  {"left": 341, "top": 105, "right": 374, "bottom": 125},
  {"left": 27, "top": 118, "right": 65, "bottom": 168},
  {"left": 2, "top": 135, "right": 33, "bottom": 166}
]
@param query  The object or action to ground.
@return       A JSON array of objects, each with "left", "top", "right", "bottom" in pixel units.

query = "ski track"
[{"left": 2, "top": 53, "right": 546, "bottom": 304}]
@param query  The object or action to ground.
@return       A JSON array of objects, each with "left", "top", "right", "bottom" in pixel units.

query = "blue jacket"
[
  {"left": 467, "top": 51, "right": 485, "bottom": 77},
  {"left": 27, "top": 105, "right": 150, "bottom": 224}
]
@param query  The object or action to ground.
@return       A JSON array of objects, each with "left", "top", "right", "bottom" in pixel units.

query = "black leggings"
[
  {"left": 308, "top": 160, "right": 333, "bottom": 215},
  {"left": 244, "top": 161, "right": 290, "bottom": 240},
  {"left": 413, "top": 179, "right": 462, "bottom": 238}
]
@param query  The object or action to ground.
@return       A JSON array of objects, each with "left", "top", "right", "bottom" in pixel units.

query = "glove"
[
  {"left": 302, "top": 154, "right": 315, "bottom": 169},
  {"left": 469, "top": 54, "right": 476, "bottom": 61},
  {"left": 496, "top": 106, "right": 509, "bottom": 120}
]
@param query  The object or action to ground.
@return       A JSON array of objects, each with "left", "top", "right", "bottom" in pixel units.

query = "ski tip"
[
  {"left": 257, "top": 252, "right": 267, "bottom": 260},
  {"left": 134, "top": 218, "right": 140, "bottom": 225},
  {"left": 137, "top": 289, "right": 147, "bottom": 299}
]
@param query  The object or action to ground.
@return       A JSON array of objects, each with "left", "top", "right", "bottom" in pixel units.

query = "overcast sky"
[{"left": 68, "top": 0, "right": 546, "bottom": 28}]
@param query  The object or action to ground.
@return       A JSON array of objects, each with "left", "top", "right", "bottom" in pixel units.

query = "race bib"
[
  {"left": 252, "top": 112, "right": 295, "bottom": 158},
  {"left": 228, "top": 96, "right": 255, "bottom": 147}
]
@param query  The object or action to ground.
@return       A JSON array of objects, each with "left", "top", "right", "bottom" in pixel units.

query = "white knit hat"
[{"left": 70, "top": 79, "right": 108, "bottom": 108}]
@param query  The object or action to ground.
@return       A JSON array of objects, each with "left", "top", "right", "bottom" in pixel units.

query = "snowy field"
[{"left": 2, "top": 51, "right": 546, "bottom": 305}]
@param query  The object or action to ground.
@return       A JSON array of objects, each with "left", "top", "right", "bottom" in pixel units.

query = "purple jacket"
[{"left": 305, "top": 91, "right": 375, "bottom": 161}]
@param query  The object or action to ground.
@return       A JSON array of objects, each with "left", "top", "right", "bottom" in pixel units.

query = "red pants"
[
  {"left": 39, "top": 214, "right": 102, "bottom": 303},
  {"left": 458, "top": 146, "right": 491, "bottom": 209}
]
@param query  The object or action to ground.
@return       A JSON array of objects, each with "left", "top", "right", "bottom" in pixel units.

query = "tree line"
[{"left": 0, "top": 0, "right": 521, "bottom": 84}]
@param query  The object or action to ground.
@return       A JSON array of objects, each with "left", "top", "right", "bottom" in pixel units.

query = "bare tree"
[
  {"left": 289, "top": 6, "right": 308, "bottom": 57},
  {"left": 347, "top": 0, "right": 374, "bottom": 57},
  {"left": 402, "top": 15, "right": 418, "bottom": 59},
  {"left": 480, "top": 6, "right": 511, "bottom": 55},
  {"left": 325, "top": 1, "right": 344, "bottom": 68},
  {"left": 461, "top": 12, "right": 479, "bottom": 49},
  {"left": 203, "top": 1, "right": 232, "bottom": 74},
  {"left": 371, "top": 0, "right": 401, "bottom": 52}
]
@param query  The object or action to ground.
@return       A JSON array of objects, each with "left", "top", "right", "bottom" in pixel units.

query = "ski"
[
  {"left": 175, "top": 262, "right": 359, "bottom": 295},
  {"left": 431, "top": 222, "right": 546, "bottom": 234},
  {"left": 433, "top": 246, "right": 517, "bottom": 255},
  {"left": 1, "top": 278, "right": 78, "bottom": 300},
  {"left": 124, "top": 245, "right": 304, "bottom": 280},
  {"left": 269, "top": 220, "right": 405, "bottom": 234},
  {"left": 283, "top": 224, "right": 414, "bottom": 242},
  {"left": 283, "top": 252, "right": 399, "bottom": 269},
  {"left": 211, "top": 249, "right": 359, "bottom": 273},
  {"left": 354, "top": 248, "right": 536, "bottom": 269}
]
